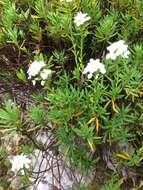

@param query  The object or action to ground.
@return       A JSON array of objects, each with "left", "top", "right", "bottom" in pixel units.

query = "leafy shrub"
[{"left": 0, "top": 0, "right": 143, "bottom": 189}]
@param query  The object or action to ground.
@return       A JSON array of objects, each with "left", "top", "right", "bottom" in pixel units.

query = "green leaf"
[
  {"left": 0, "top": 100, "right": 21, "bottom": 132},
  {"left": 16, "top": 69, "right": 26, "bottom": 82},
  {"left": 28, "top": 106, "right": 47, "bottom": 125}
]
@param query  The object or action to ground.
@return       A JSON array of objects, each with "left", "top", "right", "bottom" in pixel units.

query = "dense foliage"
[{"left": 0, "top": 0, "right": 143, "bottom": 189}]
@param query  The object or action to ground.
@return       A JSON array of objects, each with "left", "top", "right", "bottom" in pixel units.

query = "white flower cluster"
[
  {"left": 40, "top": 69, "right": 52, "bottom": 86},
  {"left": 83, "top": 59, "right": 106, "bottom": 79},
  {"left": 27, "top": 60, "right": 46, "bottom": 79},
  {"left": 83, "top": 40, "right": 130, "bottom": 79},
  {"left": 74, "top": 12, "right": 91, "bottom": 27},
  {"left": 106, "top": 40, "right": 130, "bottom": 60},
  {"left": 27, "top": 60, "right": 52, "bottom": 86},
  {"left": 10, "top": 154, "right": 31, "bottom": 173}
]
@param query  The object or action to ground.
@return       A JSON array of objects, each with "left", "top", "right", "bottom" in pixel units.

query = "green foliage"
[
  {"left": 57, "top": 126, "right": 95, "bottom": 171},
  {"left": 31, "top": 91, "right": 46, "bottom": 102},
  {"left": 95, "top": 12, "right": 118, "bottom": 42},
  {"left": 133, "top": 44, "right": 143, "bottom": 66},
  {"left": 28, "top": 106, "right": 47, "bottom": 125},
  {"left": 0, "top": 100, "right": 21, "bottom": 133},
  {"left": 0, "top": 0, "right": 143, "bottom": 188},
  {"left": 47, "top": 12, "right": 72, "bottom": 37},
  {"left": 120, "top": 13, "right": 140, "bottom": 41},
  {"left": 20, "top": 175, "right": 32, "bottom": 187},
  {"left": 104, "top": 104, "right": 136, "bottom": 143},
  {"left": 128, "top": 144, "right": 143, "bottom": 166},
  {"left": 0, "top": 177, "right": 10, "bottom": 189},
  {"left": 34, "top": 0, "right": 48, "bottom": 19},
  {"left": 29, "top": 20, "right": 41, "bottom": 41},
  {"left": 0, "top": 71, "right": 13, "bottom": 80},
  {"left": 46, "top": 86, "right": 84, "bottom": 123},
  {"left": 1, "top": 0, "right": 18, "bottom": 28},
  {"left": 101, "top": 177, "right": 121, "bottom": 190},
  {"left": 20, "top": 145, "right": 33, "bottom": 155},
  {"left": 0, "top": 146, "right": 6, "bottom": 160},
  {"left": 16, "top": 69, "right": 27, "bottom": 82},
  {"left": 0, "top": 29, "right": 5, "bottom": 44},
  {"left": 46, "top": 85, "right": 104, "bottom": 168},
  {"left": 75, "top": 185, "right": 88, "bottom": 190},
  {"left": 81, "top": 0, "right": 101, "bottom": 22},
  {"left": 53, "top": 49, "right": 67, "bottom": 66}
]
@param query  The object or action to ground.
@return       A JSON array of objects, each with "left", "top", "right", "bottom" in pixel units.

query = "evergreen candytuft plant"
[{"left": 0, "top": 0, "right": 143, "bottom": 189}]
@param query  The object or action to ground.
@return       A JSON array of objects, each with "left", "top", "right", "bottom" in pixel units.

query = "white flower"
[
  {"left": 10, "top": 154, "right": 31, "bottom": 173},
  {"left": 32, "top": 80, "right": 36, "bottom": 86},
  {"left": 106, "top": 40, "right": 130, "bottom": 60},
  {"left": 41, "top": 80, "right": 45, "bottom": 86},
  {"left": 31, "top": 78, "right": 39, "bottom": 86},
  {"left": 40, "top": 69, "right": 52, "bottom": 80},
  {"left": 83, "top": 58, "right": 106, "bottom": 79},
  {"left": 27, "top": 60, "right": 46, "bottom": 79},
  {"left": 40, "top": 69, "right": 52, "bottom": 86},
  {"left": 74, "top": 11, "right": 91, "bottom": 27}
]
